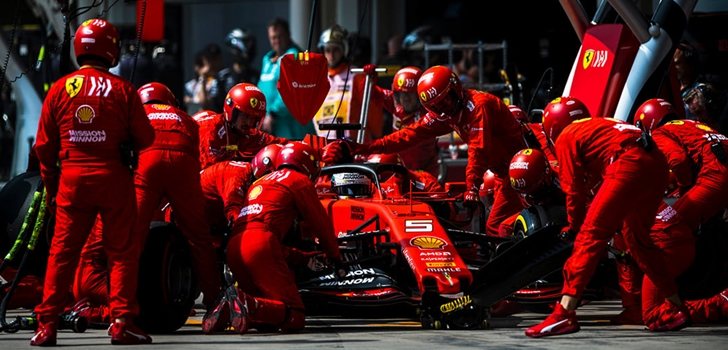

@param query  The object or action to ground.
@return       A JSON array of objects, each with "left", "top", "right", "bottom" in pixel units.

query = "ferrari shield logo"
[
  {"left": 65, "top": 75, "right": 84, "bottom": 98},
  {"left": 583, "top": 49, "right": 595, "bottom": 70},
  {"left": 249, "top": 97, "right": 259, "bottom": 109}
]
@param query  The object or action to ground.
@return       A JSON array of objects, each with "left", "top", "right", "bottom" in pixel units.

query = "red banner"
[{"left": 137, "top": 0, "right": 164, "bottom": 42}]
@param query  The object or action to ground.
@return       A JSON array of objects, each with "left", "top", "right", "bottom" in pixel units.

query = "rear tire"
[{"left": 136, "top": 222, "right": 199, "bottom": 333}]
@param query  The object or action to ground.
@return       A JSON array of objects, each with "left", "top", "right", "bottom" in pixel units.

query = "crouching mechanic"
[
  {"left": 199, "top": 144, "right": 282, "bottom": 235},
  {"left": 195, "top": 83, "right": 287, "bottom": 169},
  {"left": 525, "top": 97, "right": 686, "bottom": 337},
  {"left": 223, "top": 142, "right": 343, "bottom": 333},
  {"left": 323, "top": 65, "right": 526, "bottom": 237},
  {"left": 634, "top": 98, "right": 728, "bottom": 327}
]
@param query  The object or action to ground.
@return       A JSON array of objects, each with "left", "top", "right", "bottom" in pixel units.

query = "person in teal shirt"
[{"left": 258, "top": 17, "right": 316, "bottom": 139}]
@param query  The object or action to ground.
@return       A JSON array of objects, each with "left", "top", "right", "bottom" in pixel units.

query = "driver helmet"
[{"left": 331, "top": 172, "right": 372, "bottom": 198}]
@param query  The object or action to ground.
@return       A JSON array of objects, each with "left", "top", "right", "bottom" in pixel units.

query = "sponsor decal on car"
[
  {"left": 425, "top": 262, "right": 457, "bottom": 267},
  {"left": 410, "top": 235, "right": 446, "bottom": 249},
  {"left": 351, "top": 206, "right": 365, "bottom": 220}
]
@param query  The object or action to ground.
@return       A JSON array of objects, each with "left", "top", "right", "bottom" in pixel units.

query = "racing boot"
[
  {"left": 645, "top": 300, "right": 689, "bottom": 332},
  {"left": 30, "top": 317, "right": 57, "bottom": 347},
  {"left": 202, "top": 292, "right": 230, "bottom": 334},
  {"left": 70, "top": 298, "right": 110, "bottom": 326},
  {"left": 685, "top": 287, "right": 728, "bottom": 323},
  {"left": 230, "top": 291, "right": 303, "bottom": 334},
  {"left": 525, "top": 302, "right": 580, "bottom": 338},
  {"left": 227, "top": 287, "right": 250, "bottom": 334},
  {"left": 718, "top": 288, "right": 728, "bottom": 318},
  {"left": 108, "top": 319, "right": 152, "bottom": 345}
]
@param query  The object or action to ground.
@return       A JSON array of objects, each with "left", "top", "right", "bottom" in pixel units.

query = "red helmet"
[
  {"left": 275, "top": 142, "right": 321, "bottom": 180},
  {"left": 223, "top": 83, "right": 267, "bottom": 123},
  {"left": 417, "top": 65, "right": 464, "bottom": 117},
  {"left": 392, "top": 66, "right": 422, "bottom": 93},
  {"left": 138, "top": 82, "right": 177, "bottom": 106},
  {"left": 74, "top": 18, "right": 121, "bottom": 67},
  {"left": 480, "top": 170, "right": 497, "bottom": 196},
  {"left": 251, "top": 144, "right": 283, "bottom": 179},
  {"left": 542, "top": 96, "right": 590, "bottom": 142},
  {"left": 634, "top": 98, "right": 676, "bottom": 132},
  {"left": 509, "top": 148, "right": 550, "bottom": 194},
  {"left": 365, "top": 153, "right": 403, "bottom": 166},
  {"left": 508, "top": 105, "right": 528, "bottom": 123}
]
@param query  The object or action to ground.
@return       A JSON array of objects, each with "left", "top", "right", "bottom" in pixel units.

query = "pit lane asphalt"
[{"left": 2, "top": 299, "right": 726, "bottom": 349}]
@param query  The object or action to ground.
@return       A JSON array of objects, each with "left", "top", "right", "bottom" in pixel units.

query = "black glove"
[{"left": 330, "top": 259, "right": 348, "bottom": 280}]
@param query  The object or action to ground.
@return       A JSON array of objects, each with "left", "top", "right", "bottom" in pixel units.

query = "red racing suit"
[
  {"left": 33, "top": 65, "right": 154, "bottom": 322},
  {"left": 363, "top": 89, "right": 526, "bottom": 236},
  {"left": 226, "top": 169, "right": 340, "bottom": 330},
  {"left": 133, "top": 103, "right": 222, "bottom": 308},
  {"left": 195, "top": 111, "right": 287, "bottom": 169},
  {"left": 640, "top": 120, "right": 728, "bottom": 325},
  {"left": 73, "top": 103, "right": 224, "bottom": 309},
  {"left": 199, "top": 160, "right": 253, "bottom": 231},
  {"left": 555, "top": 117, "right": 676, "bottom": 300},
  {"left": 371, "top": 85, "right": 440, "bottom": 177},
  {"left": 529, "top": 122, "right": 559, "bottom": 175}
]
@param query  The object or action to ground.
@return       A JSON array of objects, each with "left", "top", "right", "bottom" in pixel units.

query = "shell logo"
[
  {"left": 248, "top": 185, "right": 263, "bottom": 200},
  {"left": 153, "top": 104, "right": 170, "bottom": 110},
  {"left": 75, "top": 104, "right": 95, "bottom": 124},
  {"left": 410, "top": 236, "right": 446, "bottom": 250}
]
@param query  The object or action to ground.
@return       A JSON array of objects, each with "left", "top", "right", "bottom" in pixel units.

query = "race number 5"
[{"left": 405, "top": 219, "right": 433, "bottom": 232}]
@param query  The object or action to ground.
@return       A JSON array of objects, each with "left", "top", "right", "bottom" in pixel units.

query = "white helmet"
[
  {"left": 331, "top": 172, "right": 371, "bottom": 198},
  {"left": 318, "top": 24, "right": 349, "bottom": 56}
]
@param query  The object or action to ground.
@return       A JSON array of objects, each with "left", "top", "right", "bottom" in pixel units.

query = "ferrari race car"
[{"left": 294, "top": 162, "right": 491, "bottom": 329}]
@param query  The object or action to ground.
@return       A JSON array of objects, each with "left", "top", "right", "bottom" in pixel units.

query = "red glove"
[
  {"left": 362, "top": 64, "right": 378, "bottom": 80},
  {"left": 321, "top": 139, "right": 363, "bottom": 164}
]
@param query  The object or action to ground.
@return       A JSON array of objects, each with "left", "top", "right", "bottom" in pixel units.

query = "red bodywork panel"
[
  {"left": 566, "top": 24, "right": 639, "bottom": 118},
  {"left": 321, "top": 198, "right": 473, "bottom": 295}
]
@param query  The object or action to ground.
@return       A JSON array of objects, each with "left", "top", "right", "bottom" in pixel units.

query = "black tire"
[
  {"left": 0, "top": 172, "right": 50, "bottom": 276},
  {"left": 136, "top": 222, "right": 199, "bottom": 333},
  {"left": 508, "top": 205, "right": 567, "bottom": 311}
]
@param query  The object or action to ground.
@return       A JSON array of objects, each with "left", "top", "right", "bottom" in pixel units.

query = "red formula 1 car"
[{"left": 294, "top": 162, "right": 491, "bottom": 329}]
